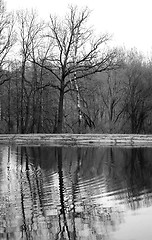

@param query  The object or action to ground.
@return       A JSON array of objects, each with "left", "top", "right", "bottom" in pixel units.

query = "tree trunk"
[
  {"left": 16, "top": 75, "right": 20, "bottom": 133},
  {"left": 8, "top": 79, "right": 11, "bottom": 133},
  {"left": 57, "top": 87, "right": 64, "bottom": 133},
  {"left": 38, "top": 67, "right": 44, "bottom": 132},
  {"left": 20, "top": 62, "right": 25, "bottom": 134},
  {"left": 56, "top": 78, "right": 65, "bottom": 133}
]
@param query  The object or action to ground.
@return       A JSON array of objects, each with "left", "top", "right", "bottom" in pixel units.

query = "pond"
[{"left": 0, "top": 145, "right": 152, "bottom": 240}]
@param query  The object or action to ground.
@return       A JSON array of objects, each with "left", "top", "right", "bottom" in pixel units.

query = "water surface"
[{"left": 0, "top": 145, "right": 152, "bottom": 239}]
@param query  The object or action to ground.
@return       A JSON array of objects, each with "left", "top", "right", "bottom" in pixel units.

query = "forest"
[{"left": 0, "top": 0, "right": 152, "bottom": 134}]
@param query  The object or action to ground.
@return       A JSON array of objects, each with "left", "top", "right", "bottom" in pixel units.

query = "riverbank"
[{"left": 0, "top": 134, "right": 152, "bottom": 146}]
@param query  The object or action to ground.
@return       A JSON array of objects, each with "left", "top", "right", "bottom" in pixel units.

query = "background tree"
[
  {"left": 122, "top": 51, "right": 152, "bottom": 133},
  {"left": 99, "top": 70, "right": 126, "bottom": 133},
  {"left": 0, "top": 0, "right": 15, "bottom": 130}
]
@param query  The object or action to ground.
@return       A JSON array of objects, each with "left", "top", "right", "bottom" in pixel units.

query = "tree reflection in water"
[{"left": 0, "top": 145, "right": 152, "bottom": 239}]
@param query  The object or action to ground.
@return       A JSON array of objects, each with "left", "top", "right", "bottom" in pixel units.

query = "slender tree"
[{"left": 17, "top": 10, "right": 44, "bottom": 133}]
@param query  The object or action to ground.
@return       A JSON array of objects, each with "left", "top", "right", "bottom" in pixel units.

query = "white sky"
[{"left": 5, "top": 0, "right": 152, "bottom": 57}]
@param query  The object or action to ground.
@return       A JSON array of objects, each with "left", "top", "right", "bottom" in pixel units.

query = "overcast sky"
[{"left": 6, "top": 0, "right": 152, "bottom": 57}]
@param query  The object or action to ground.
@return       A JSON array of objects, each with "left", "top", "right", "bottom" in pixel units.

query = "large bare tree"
[{"left": 35, "top": 5, "right": 118, "bottom": 133}]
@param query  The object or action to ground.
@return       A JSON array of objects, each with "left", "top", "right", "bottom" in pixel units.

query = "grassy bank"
[{"left": 0, "top": 134, "right": 152, "bottom": 147}]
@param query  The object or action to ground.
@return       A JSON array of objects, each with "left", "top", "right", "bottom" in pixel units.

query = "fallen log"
[{"left": 0, "top": 134, "right": 152, "bottom": 147}]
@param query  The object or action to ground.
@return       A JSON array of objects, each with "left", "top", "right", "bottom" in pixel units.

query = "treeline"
[{"left": 0, "top": 1, "right": 152, "bottom": 134}]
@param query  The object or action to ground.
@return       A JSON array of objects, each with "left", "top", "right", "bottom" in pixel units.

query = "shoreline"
[{"left": 0, "top": 134, "right": 152, "bottom": 147}]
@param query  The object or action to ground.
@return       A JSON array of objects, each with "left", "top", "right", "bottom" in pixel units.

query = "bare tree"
[
  {"left": 17, "top": 9, "right": 45, "bottom": 133},
  {"left": 0, "top": 0, "right": 16, "bottom": 70},
  {"left": 34, "top": 5, "right": 118, "bottom": 133},
  {"left": 0, "top": 0, "right": 16, "bottom": 122}
]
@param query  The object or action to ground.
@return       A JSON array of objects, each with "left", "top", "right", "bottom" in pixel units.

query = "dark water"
[{"left": 0, "top": 145, "right": 152, "bottom": 240}]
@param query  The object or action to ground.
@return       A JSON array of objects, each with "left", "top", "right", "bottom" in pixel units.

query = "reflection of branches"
[
  {"left": 20, "top": 147, "right": 51, "bottom": 239},
  {"left": 65, "top": 147, "right": 122, "bottom": 239},
  {"left": 125, "top": 148, "right": 152, "bottom": 209},
  {"left": 106, "top": 147, "right": 152, "bottom": 210},
  {"left": 70, "top": 147, "right": 82, "bottom": 240},
  {"left": 4, "top": 145, "right": 152, "bottom": 239},
  {"left": 24, "top": 148, "right": 35, "bottom": 236},
  {"left": 30, "top": 147, "right": 45, "bottom": 216},
  {"left": 3, "top": 146, "right": 12, "bottom": 239},
  {"left": 20, "top": 148, "right": 29, "bottom": 239},
  {"left": 57, "top": 147, "right": 71, "bottom": 239}
]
